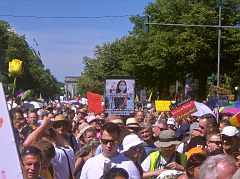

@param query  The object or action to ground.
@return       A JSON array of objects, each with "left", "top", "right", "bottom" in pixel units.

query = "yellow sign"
[{"left": 155, "top": 100, "right": 172, "bottom": 111}]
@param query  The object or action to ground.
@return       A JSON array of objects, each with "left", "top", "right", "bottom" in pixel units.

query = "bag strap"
[{"left": 61, "top": 148, "right": 73, "bottom": 179}]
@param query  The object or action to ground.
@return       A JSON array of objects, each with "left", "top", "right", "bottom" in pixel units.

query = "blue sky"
[{"left": 0, "top": 0, "right": 154, "bottom": 82}]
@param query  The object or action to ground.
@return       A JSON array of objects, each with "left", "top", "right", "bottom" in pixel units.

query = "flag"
[
  {"left": 229, "top": 111, "right": 240, "bottom": 127},
  {"left": 135, "top": 95, "right": 139, "bottom": 103},
  {"left": 148, "top": 91, "right": 153, "bottom": 102}
]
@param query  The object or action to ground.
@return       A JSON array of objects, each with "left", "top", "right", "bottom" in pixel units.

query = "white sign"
[{"left": 0, "top": 82, "right": 23, "bottom": 179}]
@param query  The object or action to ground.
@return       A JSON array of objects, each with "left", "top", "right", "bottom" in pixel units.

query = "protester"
[
  {"left": 206, "top": 133, "right": 223, "bottom": 155},
  {"left": 139, "top": 122, "right": 157, "bottom": 156},
  {"left": 122, "top": 134, "right": 145, "bottom": 177},
  {"left": 33, "top": 139, "right": 56, "bottom": 179},
  {"left": 126, "top": 117, "right": 140, "bottom": 135},
  {"left": 77, "top": 123, "right": 95, "bottom": 147},
  {"left": 220, "top": 126, "right": 240, "bottom": 155},
  {"left": 20, "top": 146, "right": 42, "bottom": 179},
  {"left": 198, "top": 114, "right": 219, "bottom": 137},
  {"left": 74, "top": 138, "right": 100, "bottom": 179},
  {"left": 23, "top": 115, "right": 75, "bottom": 179},
  {"left": 80, "top": 122, "right": 140, "bottom": 179},
  {"left": 199, "top": 154, "right": 237, "bottom": 179},
  {"left": 103, "top": 167, "right": 129, "bottom": 179},
  {"left": 141, "top": 129, "right": 186, "bottom": 178},
  {"left": 134, "top": 110, "right": 145, "bottom": 123},
  {"left": 152, "top": 119, "right": 168, "bottom": 141}
]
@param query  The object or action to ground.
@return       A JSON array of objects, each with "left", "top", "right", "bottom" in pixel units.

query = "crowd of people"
[{"left": 10, "top": 101, "right": 240, "bottom": 179}]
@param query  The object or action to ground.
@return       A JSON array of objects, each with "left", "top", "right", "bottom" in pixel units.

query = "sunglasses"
[
  {"left": 209, "top": 140, "right": 222, "bottom": 145},
  {"left": 129, "top": 146, "right": 144, "bottom": 152},
  {"left": 100, "top": 138, "right": 118, "bottom": 145},
  {"left": 223, "top": 141, "right": 232, "bottom": 146}
]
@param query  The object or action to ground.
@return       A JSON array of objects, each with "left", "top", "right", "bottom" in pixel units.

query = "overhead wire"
[{"left": 0, "top": 14, "right": 145, "bottom": 19}]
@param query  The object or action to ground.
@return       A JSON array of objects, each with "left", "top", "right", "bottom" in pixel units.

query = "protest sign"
[
  {"left": 170, "top": 97, "right": 197, "bottom": 121},
  {"left": 0, "top": 82, "right": 23, "bottom": 178},
  {"left": 105, "top": 76, "right": 135, "bottom": 116},
  {"left": 155, "top": 100, "right": 171, "bottom": 111},
  {"left": 87, "top": 92, "right": 103, "bottom": 114}
]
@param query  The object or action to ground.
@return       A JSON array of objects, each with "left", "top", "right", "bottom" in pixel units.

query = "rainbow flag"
[{"left": 229, "top": 111, "right": 240, "bottom": 127}]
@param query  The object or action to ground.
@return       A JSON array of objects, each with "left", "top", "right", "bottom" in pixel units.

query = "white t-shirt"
[
  {"left": 80, "top": 153, "right": 140, "bottom": 179},
  {"left": 52, "top": 146, "right": 75, "bottom": 179}
]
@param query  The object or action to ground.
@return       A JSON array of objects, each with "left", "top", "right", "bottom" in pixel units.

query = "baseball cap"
[{"left": 220, "top": 126, "right": 239, "bottom": 137}]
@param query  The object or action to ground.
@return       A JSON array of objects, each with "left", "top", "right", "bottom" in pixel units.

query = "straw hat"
[
  {"left": 126, "top": 118, "right": 140, "bottom": 128},
  {"left": 77, "top": 123, "right": 92, "bottom": 138}
]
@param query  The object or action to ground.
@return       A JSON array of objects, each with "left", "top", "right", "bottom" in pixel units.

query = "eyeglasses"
[
  {"left": 209, "top": 141, "right": 222, "bottom": 145},
  {"left": 100, "top": 138, "right": 118, "bottom": 145},
  {"left": 129, "top": 146, "right": 144, "bottom": 152}
]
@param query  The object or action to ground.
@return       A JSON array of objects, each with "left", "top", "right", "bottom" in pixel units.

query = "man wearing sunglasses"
[
  {"left": 80, "top": 122, "right": 140, "bottom": 179},
  {"left": 206, "top": 133, "right": 223, "bottom": 154},
  {"left": 141, "top": 129, "right": 186, "bottom": 178}
]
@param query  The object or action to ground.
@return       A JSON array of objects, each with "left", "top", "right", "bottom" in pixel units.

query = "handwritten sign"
[
  {"left": 0, "top": 82, "right": 23, "bottom": 178},
  {"left": 87, "top": 92, "right": 103, "bottom": 114},
  {"left": 210, "top": 85, "right": 232, "bottom": 95},
  {"left": 170, "top": 98, "right": 197, "bottom": 121}
]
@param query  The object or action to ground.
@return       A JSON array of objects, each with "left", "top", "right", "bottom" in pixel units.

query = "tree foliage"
[
  {"left": 0, "top": 20, "right": 61, "bottom": 98},
  {"left": 78, "top": 0, "right": 240, "bottom": 100}
]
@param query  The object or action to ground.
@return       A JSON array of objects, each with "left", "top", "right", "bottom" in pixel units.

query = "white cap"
[
  {"left": 147, "top": 103, "right": 152, "bottom": 109},
  {"left": 167, "top": 118, "right": 175, "bottom": 126},
  {"left": 220, "top": 126, "right": 239, "bottom": 137},
  {"left": 122, "top": 134, "right": 144, "bottom": 152}
]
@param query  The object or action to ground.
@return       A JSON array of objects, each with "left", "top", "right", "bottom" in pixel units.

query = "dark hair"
[
  {"left": 186, "top": 153, "right": 206, "bottom": 178},
  {"left": 101, "top": 122, "right": 121, "bottom": 137},
  {"left": 21, "top": 146, "right": 42, "bottom": 159},
  {"left": 200, "top": 114, "right": 216, "bottom": 127},
  {"left": 11, "top": 108, "right": 24, "bottom": 120},
  {"left": 103, "top": 167, "right": 129, "bottom": 179},
  {"left": 116, "top": 80, "right": 127, "bottom": 93},
  {"left": 33, "top": 139, "right": 55, "bottom": 158}
]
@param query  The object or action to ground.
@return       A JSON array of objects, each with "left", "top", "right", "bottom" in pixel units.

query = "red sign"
[
  {"left": 171, "top": 100, "right": 197, "bottom": 121},
  {"left": 87, "top": 92, "right": 103, "bottom": 114}
]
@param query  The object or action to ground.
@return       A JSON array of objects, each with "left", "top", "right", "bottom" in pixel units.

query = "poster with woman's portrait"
[{"left": 105, "top": 77, "right": 135, "bottom": 116}]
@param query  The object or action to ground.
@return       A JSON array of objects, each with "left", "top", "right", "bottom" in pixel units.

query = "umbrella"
[
  {"left": 29, "top": 101, "right": 44, "bottom": 108},
  {"left": 221, "top": 101, "right": 240, "bottom": 115},
  {"left": 204, "top": 99, "right": 230, "bottom": 109},
  {"left": 23, "top": 101, "right": 44, "bottom": 110},
  {"left": 191, "top": 102, "right": 215, "bottom": 117}
]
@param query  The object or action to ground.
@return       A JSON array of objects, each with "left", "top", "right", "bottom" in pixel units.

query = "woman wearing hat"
[
  {"left": 122, "top": 134, "right": 145, "bottom": 177},
  {"left": 141, "top": 129, "right": 186, "bottom": 178}
]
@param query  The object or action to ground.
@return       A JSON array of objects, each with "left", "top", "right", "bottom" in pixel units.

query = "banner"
[
  {"left": 0, "top": 82, "right": 23, "bottom": 178},
  {"left": 155, "top": 100, "right": 171, "bottom": 111},
  {"left": 87, "top": 92, "right": 103, "bottom": 114},
  {"left": 105, "top": 77, "right": 135, "bottom": 116},
  {"left": 170, "top": 98, "right": 197, "bottom": 121}
]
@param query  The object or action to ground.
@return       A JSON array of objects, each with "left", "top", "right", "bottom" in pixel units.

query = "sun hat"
[
  {"left": 126, "top": 118, "right": 140, "bottom": 128},
  {"left": 87, "top": 115, "right": 97, "bottom": 124},
  {"left": 154, "top": 129, "right": 180, "bottom": 148},
  {"left": 220, "top": 126, "right": 239, "bottom": 137},
  {"left": 52, "top": 114, "right": 67, "bottom": 123},
  {"left": 111, "top": 118, "right": 124, "bottom": 126},
  {"left": 122, "top": 134, "right": 144, "bottom": 152},
  {"left": 77, "top": 123, "right": 92, "bottom": 138}
]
